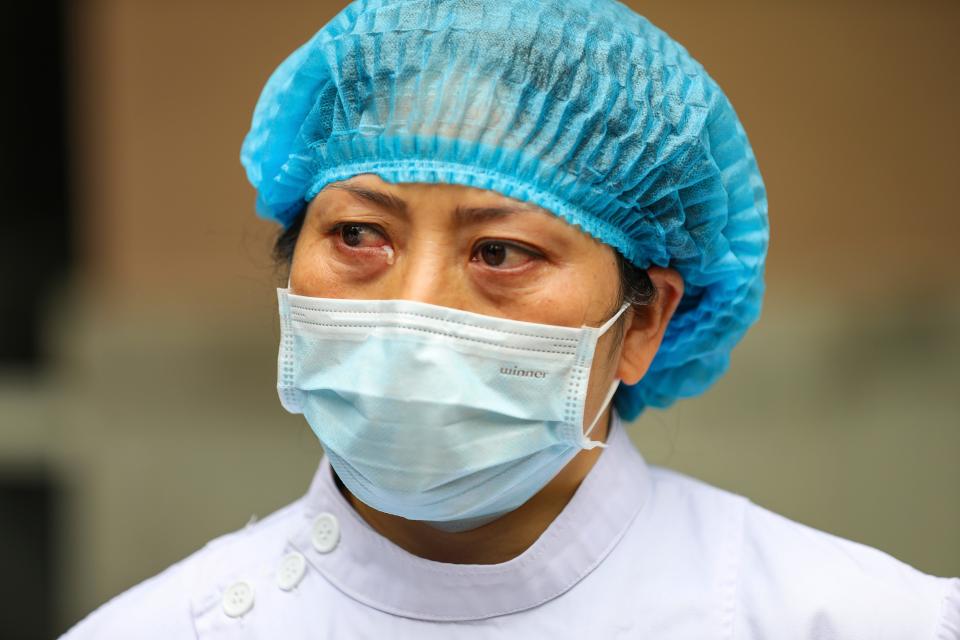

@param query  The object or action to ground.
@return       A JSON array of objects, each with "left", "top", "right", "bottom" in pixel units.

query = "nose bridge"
[{"left": 396, "top": 237, "right": 462, "bottom": 308}]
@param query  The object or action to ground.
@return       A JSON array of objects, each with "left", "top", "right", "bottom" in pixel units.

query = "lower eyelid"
[
  {"left": 472, "top": 257, "right": 541, "bottom": 275},
  {"left": 336, "top": 243, "right": 389, "bottom": 256}
]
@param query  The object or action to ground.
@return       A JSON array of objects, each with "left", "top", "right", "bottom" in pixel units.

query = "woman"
[{"left": 64, "top": 0, "right": 959, "bottom": 637}]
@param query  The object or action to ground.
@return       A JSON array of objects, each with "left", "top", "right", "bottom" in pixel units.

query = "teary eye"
[{"left": 332, "top": 222, "right": 387, "bottom": 248}]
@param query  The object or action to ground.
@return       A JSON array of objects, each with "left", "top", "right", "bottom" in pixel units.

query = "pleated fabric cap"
[{"left": 241, "top": 0, "right": 769, "bottom": 420}]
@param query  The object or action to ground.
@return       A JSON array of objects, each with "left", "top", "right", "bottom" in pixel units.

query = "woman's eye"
[
  {"left": 473, "top": 241, "right": 539, "bottom": 269},
  {"left": 335, "top": 223, "right": 386, "bottom": 248}
]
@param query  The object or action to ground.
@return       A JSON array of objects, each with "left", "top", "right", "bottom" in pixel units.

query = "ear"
[{"left": 616, "top": 266, "right": 685, "bottom": 386}]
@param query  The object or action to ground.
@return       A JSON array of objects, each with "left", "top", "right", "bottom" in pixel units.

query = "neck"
[{"left": 332, "top": 407, "right": 614, "bottom": 565}]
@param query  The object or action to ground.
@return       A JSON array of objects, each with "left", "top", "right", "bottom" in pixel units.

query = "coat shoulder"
[
  {"left": 59, "top": 498, "right": 308, "bottom": 640},
  {"left": 735, "top": 499, "right": 960, "bottom": 639},
  {"left": 645, "top": 466, "right": 959, "bottom": 639}
]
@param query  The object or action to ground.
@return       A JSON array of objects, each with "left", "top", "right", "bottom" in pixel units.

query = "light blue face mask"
[{"left": 277, "top": 288, "right": 629, "bottom": 532}]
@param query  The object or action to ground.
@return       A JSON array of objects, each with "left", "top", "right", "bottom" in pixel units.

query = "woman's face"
[{"left": 290, "top": 173, "right": 681, "bottom": 433}]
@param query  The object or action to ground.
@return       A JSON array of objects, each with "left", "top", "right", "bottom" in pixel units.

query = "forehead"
[{"left": 320, "top": 174, "right": 538, "bottom": 208}]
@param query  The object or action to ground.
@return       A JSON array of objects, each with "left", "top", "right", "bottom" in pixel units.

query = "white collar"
[{"left": 288, "top": 411, "right": 652, "bottom": 621}]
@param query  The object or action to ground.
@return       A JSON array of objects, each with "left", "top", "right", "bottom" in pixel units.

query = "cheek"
[
  {"left": 290, "top": 233, "right": 391, "bottom": 296},
  {"left": 485, "top": 269, "right": 605, "bottom": 327},
  {"left": 289, "top": 236, "right": 346, "bottom": 296}
]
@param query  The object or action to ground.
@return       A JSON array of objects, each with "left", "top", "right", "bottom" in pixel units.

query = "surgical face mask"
[{"left": 277, "top": 288, "right": 628, "bottom": 532}]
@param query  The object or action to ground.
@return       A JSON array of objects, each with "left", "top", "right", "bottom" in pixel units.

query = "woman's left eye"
[{"left": 471, "top": 241, "right": 540, "bottom": 269}]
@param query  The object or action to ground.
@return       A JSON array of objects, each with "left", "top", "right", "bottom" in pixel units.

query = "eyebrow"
[
  {"left": 326, "top": 184, "right": 409, "bottom": 218},
  {"left": 326, "top": 183, "right": 539, "bottom": 225},
  {"left": 453, "top": 204, "right": 531, "bottom": 225}
]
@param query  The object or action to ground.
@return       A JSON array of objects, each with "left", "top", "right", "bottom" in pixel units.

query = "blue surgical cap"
[{"left": 241, "top": 0, "right": 769, "bottom": 420}]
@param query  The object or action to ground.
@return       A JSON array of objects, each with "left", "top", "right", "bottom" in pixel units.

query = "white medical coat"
[{"left": 62, "top": 412, "right": 960, "bottom": 639}]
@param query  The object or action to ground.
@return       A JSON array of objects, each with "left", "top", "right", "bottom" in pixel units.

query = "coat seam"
[{"left": 721, "top": 495, "right": 747, "bottom": 640}]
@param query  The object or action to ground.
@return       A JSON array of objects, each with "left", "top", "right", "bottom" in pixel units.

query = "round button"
[
  {"left": 311, "top": 512, "right": 340, "bottom": 553},
  {"left": 222, "top": 580, "right": 255, "bottom": 618},
  {"left": 276, "top": 551, "right": 307, "bottom": 591}
]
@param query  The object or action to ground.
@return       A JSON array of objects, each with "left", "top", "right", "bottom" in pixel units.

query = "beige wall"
[{"left": 0, "top": 0, "right": 957, "bottom": 633}]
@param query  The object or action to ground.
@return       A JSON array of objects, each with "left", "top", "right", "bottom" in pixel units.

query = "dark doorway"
[
  {"left": 0, "top": 0, "right": 73, "bottom": 370},
  {"left": 0, "top": 473, "right": 58, "bottom": 640}
]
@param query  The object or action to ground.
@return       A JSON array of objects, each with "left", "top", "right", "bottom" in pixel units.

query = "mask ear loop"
[
  {"left": 580, "top": 378, "right": 621, "bottom": 450},
  {"left": 597, "top": 302, "right": 631, "bottom": 335},
  {"left": 579, "top": 302, "right": 631, "bottom": 450}
]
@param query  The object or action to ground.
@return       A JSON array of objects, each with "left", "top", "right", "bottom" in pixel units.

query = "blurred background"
[{"left": 1, "top": 0, "right": 958, "bottom": 637}]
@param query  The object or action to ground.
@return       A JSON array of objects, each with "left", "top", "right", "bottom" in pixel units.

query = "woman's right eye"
[{"left": 332, "top": 223, "right": 387, "bottom": 248}]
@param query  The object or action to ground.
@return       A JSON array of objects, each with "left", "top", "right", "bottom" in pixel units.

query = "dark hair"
[
  {"left": 273, "top": 212, "right": 304, "bottom": 269},
  {"left": 272, "top": 211, "right": 658, "bottom": 337}
]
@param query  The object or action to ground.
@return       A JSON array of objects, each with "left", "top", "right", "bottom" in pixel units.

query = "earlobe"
[{"left": 616, "top": 267, "right": 685, "bottom": 386}]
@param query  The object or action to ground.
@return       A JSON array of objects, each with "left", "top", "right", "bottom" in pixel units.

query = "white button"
[
  {"left": 276, "top": 551, "right": 307, "bottom": 591},
  {"left": 311, "top": 512, "right": 340, "bottom": 553},
  {"left": 222, "top": 580, "right": 255, "bottom": 618}
]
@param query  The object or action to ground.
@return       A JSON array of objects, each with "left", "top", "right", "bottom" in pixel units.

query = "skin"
[{"left": 289, "top": 173, "right": 684, "bottom": 565}]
